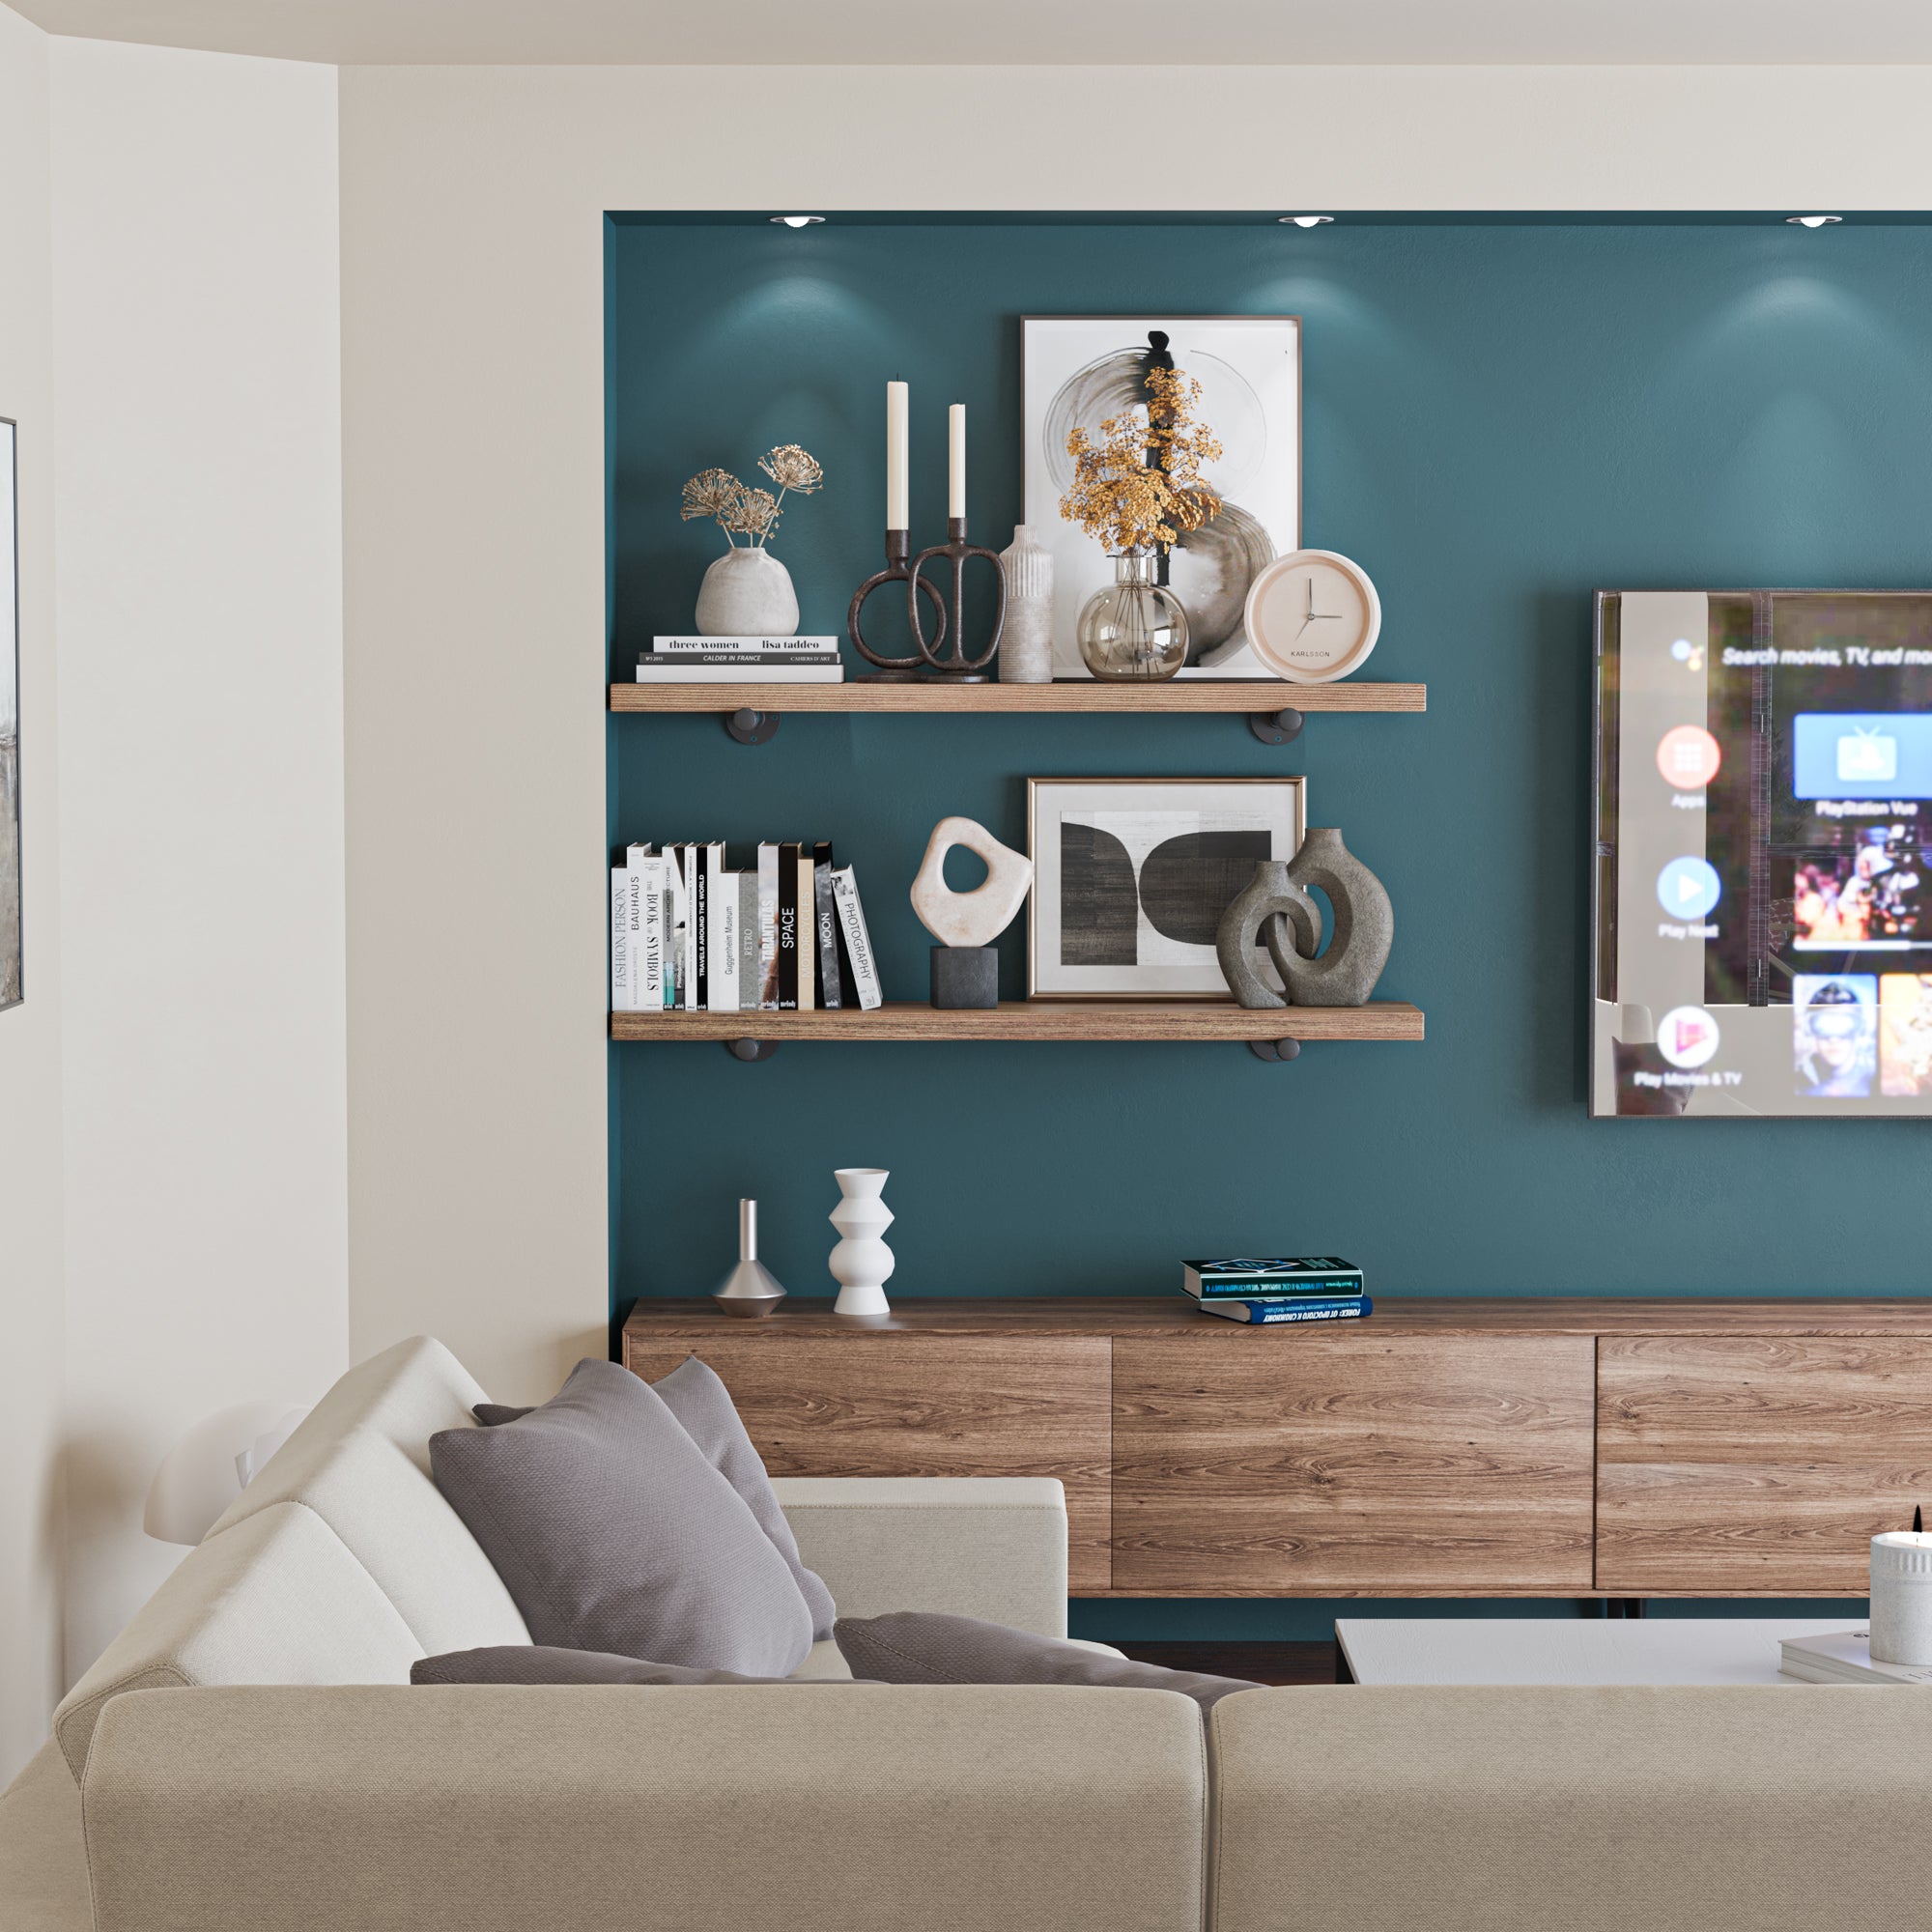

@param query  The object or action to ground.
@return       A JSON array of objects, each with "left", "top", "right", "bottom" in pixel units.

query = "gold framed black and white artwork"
[{"left": 1027, "top": 777, "right": 1306, "bottom": 999}]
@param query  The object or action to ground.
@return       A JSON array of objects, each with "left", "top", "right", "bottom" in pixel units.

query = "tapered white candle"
[
  {"left": 886, "top": 382, "right": 909, "bottom": 530},
  {"left": 948, "top": 403, "right": 966, "bottom": 519}
]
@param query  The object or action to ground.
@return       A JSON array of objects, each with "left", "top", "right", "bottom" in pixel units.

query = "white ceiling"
[{"left": 15, "top": 0, "right": 1932, "bottom": 66}]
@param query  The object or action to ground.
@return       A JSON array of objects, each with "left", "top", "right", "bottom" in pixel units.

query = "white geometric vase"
[{"left": 829, "top": 1167, "right": 895, "bottom": 1318}]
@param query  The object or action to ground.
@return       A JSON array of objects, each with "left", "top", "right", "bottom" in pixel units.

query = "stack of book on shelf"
[
  {"left": 1181, "top": 1257, "right": 1370, "bottom": 1325},
  {"left": 1778, "top": 1631, "right": 1932, "bottom": 1686},
  {"left": 611, "top": 841, "right": 883, "bottom": 1014},
  {"left": 635, "top": 636, "right": 846, "bottom": 683}
]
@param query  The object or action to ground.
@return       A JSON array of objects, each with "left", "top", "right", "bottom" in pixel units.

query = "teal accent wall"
[{"left": 608, "top": 215, "right": 1922, "bottom": 1633}]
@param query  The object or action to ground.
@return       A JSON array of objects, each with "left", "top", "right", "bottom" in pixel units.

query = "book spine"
[
  {"left": 777, "top": 843, "right": 801, "bottom": 1010},
  {"left": 796, "top": 845, "right": 815, "bottom": 1009},
  {"left": 1185, "top": 1276, "right": 1365, "bottom": 1299},
  {"left": 650, "top": 635, "right": 840, "bottom": 654},
  {"left": 638, "top": 652, "right": 842, "bottom": 667},
  {"left": 1224, "top": 1297, "right": 1373, "bottom": 1325},
  {"left": 610, "top": 867, "right": 638, "bottom": 1010},
  {"left": 832, "top": 866, "right": 884, "bottom": 1010},
  {"left": 636, "top": 858, "right": 668, "bottom": 1009},
  {"left": 813, "top": 843, "right": 842, "bottom": 1009},
  {"left": 706, "top": 846, "right": 732, "bottom": 1011},
  {"left": 683, "top": 844, "right": 701, "bottom": 1010},
  {"left": 756, "top": 844, "right": 780, "bottom": 1011},
  {"left": 662, "top": 849, "right": 685, "bottom": 1009},
  {"left": 694, "top": 845, "right": 710, "bottom": 1009},
  {"left": 739, "top": 872, "right": 762, "bottom": 1009},
  {"left": 632, "top": 664, "right": 845, "bottom": 682}
]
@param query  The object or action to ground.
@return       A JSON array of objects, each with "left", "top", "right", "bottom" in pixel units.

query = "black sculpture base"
[{"left": 930, "top": 946, "right": 998, "bottom": 1009}]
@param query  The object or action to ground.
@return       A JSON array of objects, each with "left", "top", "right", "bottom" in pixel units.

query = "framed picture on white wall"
[
  {"left": 1, "top": 418, "right": 18, "bottom": 1012},
  {"left": 1022, "top": 316, "right": 1301, "bottom": 678}
]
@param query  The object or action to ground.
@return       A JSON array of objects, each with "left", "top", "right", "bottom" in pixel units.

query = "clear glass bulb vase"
[{"left": 1076, "top": 551, "right": 1189, "bottom": 682}]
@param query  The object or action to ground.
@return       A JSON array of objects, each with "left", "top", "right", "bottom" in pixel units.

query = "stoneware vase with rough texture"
[
  {"left": 1216, "top": 860, "right": 1320, "bottom": 1010},
  {"left": 1271, "top": 827, "right": 1394, "bottom": 1008},
  {"left": 694, "top": 546, "right": 799, "bottom": 637},
  {"left": 829, "top": 1168, "right": 895, "bottom": 1320},
  {"left": 997, "top": 526, "right": 1054, "bottom": 684}
]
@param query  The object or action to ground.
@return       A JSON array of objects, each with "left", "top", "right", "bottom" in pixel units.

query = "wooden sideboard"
[{"left": 622, "top": 1296, "right": 1932, "bottom": 1599}]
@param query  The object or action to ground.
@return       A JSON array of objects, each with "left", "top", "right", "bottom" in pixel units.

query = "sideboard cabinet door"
[
  {"left": 627, "top": 1335, "right": 1114, "bottom": 1592},
  {"left": 1110, "top": 1332, "right": 1596, "bottom": 1594},
  {"left": 1597, "top": 1336, "right": 1932, "bottom": 1594}
]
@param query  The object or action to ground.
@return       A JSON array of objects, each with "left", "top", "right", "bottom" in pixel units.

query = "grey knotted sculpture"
[{"left": 1216, "top": 828, "right": 1392, "bottom": 1009}]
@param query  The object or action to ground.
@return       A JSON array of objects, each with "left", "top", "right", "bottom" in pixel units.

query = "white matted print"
[
  {"left": 1023, "top": 316, "right": 1300, "bottom": 679},
  {"left": 1029, "top": 777, "right": 1306, "bottom": 998},
  {"left": 0, "top": 419, "right": 17, "bottom": 1011}
]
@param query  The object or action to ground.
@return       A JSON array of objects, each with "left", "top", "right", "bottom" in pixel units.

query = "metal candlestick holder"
[{"left": 849, "top": 520, "right": 1007, "bottom": 681}]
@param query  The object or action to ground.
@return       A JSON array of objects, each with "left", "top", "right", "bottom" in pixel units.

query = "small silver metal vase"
[{"left": 712, "top": 1198, "right": 786, "bottom": 1319}]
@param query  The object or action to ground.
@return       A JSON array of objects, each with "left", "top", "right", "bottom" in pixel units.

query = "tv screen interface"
[{"left": 1594, "top": 590, "right": 1932, "bottom": 1117}]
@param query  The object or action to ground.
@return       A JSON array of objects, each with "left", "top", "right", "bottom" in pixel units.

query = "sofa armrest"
[
  {"left": 1211, "top": 1684, "right": 1932, "bottom": 1932},
  {"left": 82, "top": 1684, "right": 1205, "bottom": 1932},
  {"left": 772, "top": 1477, "right": 1068, "bottom": 1635}
]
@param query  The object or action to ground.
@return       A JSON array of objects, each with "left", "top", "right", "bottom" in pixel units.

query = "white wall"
[
  {"left": 0, "top": 0, "right": 65, "bottom": 1790},
  {"left": 50, "top": 36, "right": 349, "bottom": 1673},
  {"left": 334, "top": 61, "right": 1932, "bottom": 1397}
]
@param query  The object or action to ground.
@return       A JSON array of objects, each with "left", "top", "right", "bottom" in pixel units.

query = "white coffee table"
[{"left": 1334, "top": 1617, "right": 1859, "bottom": 1687}]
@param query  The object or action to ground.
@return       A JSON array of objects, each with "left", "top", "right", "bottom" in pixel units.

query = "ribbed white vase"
[
  {"left": 997, "top": 526, "right": 1054, "bottom": 684},
  {"left": 829, "top": 1168, "right": 895, "bottom": 1318}
]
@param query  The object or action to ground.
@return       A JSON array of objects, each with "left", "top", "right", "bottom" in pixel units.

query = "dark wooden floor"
[{"left": 1112, "top": 1640, "right": 1336, "bottom": 1686}]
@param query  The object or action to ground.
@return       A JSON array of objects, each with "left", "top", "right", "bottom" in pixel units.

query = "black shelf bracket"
[
  {"left": 1248, "top": 707, "right": 1306, "bottom": 747},
  {"left": 1247, "top": 1037, "right": 1302, "bottom": 1063},
  {"left": 724, "top": 1037, "right": 781, "bottom": 1062},
  {"left": 724, "top": 708, "right": 781, "bottom": 746}
]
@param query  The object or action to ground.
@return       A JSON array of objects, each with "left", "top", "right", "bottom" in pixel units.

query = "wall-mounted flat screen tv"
[{"left": 1594, "top": 590, "right": 1932, "bottom": 1118}]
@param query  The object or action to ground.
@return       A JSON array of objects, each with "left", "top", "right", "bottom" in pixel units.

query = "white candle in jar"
[
  {"left": 948, "top": 403, "right": 966, "bottom": 520},
  {"left": 1869, "top": 1530, "right": 1932, "bottom": 1665},
  {"left": 886, "top": 381, "right": 909, "bottom": 530}
]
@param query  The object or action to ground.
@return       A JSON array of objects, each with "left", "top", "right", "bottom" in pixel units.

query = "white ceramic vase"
[
  {"left": 695, "top": 545, "right": 799, "bottom": 637},
  {"left": 997, "top": 526, "right": 1054, "bottom": 683},
  {"left": 828, "top": 1167, "right": 895, "bottom": 1318}
]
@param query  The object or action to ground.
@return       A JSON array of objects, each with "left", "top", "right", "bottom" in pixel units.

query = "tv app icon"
[
  {"left": 1655, "top": 856, "right": 1721, "bottom": 921},
  {"left": 1657, "top": 1006, "right": 1720, "bottom": 1070}
]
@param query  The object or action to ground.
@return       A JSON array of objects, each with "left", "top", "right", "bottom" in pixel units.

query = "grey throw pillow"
[
  {"left": 476, "top": 1355, "right": 834, "bottom": 1640},
  {"left": 431, "top": 1358, "right": 813, "bottom": 1676},
  {"left": 834, "top": 1611, "right": 1264, "bottom": 1711},
  {"left": 412, "top": 1645, "right": 874, "bottom": 1688}
]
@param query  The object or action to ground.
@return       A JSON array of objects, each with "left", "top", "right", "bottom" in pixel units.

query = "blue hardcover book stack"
[{"left": 1181, "top": 1257, "right": 1370, "bottom": 1325}]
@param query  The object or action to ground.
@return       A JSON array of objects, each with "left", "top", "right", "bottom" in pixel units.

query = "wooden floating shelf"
[
  {"left": 610, "top": 679, "right": 1425, "bottom": 715},
  {"left": 610, "top": 1000, "right": 1424, "bottom": 1043}
]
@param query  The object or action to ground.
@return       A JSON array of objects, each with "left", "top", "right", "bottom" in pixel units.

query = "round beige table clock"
[{"left": 1243, "top": 549, "right": 1381, "bottom": 682}]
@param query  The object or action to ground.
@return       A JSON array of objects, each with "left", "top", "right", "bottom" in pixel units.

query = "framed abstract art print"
[{"left": 1028, "top": 776, "right": 1306, "bottom": 998}]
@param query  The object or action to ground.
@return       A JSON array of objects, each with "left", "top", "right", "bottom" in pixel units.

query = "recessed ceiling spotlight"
[
  {"left": 771, "top": 214, "right": 826, "bottom": 229},
  {"left": 1786, "top": 214, "right": 1843, "bottom": 228},
  {"left": 1279, "top": 214, "right": 1335, "bottom": 228}
]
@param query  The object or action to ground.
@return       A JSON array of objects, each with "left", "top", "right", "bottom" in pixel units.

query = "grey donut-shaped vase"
[
  {"left": 1215, "top": 860, "right": 1321, "bottom": 1010},
  {"left": 1266, "top": 827, "right": 1393, "bottom": 1008}
]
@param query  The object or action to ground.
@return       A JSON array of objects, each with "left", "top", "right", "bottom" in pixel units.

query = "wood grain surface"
[
  {"left": 610, "top": 1001, "right": 1425, "bottom": 1043},
  {"left": 1597, "top": 1336, "right": 1932, "bottom": 1592},
  {"left": 1110, "top": 1333, "right": 1596, "bottom": 1594},
  {"left": 625, "top": 1332, "right": 1114, "bottom": 1591},
  {"left": 624, "top": 1296, "right": 1932, "bottom": 1340},
  {"left": 611, "top": 679, "right": 1427, "bottom": 714}
]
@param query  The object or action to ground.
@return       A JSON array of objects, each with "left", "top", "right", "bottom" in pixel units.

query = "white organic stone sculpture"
[
  {"left": 829, "top": 1168, "right": 895, "bottom": 1319},
  {"left": 910, "top": 816, "right": 1033, "bottom": 949}
]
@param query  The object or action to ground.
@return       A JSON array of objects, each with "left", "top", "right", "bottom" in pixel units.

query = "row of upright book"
[
  {"left": 1181, "top": 1257, "right": 1370, "bottom": 1326},
  {"left": 611, "top": 842, "right": 883, "bottom": 1013}
]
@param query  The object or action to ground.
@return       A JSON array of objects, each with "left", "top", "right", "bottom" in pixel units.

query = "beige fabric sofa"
[{"left": 7, "top": 1335, "right": 1932, "bottom": 1932}]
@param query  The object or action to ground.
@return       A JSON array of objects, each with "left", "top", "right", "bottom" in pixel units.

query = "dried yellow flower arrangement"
[
  {"left": 1059, "top": 367, "right": 1223, "bottom": 554},
  {"left": 679, "top": 444, "right": 825, "bottom": 550}
]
